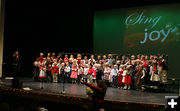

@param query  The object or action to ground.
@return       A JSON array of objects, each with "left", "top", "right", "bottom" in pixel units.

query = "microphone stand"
[
  {"left": 61, "top": 71, "right": 66, "bottom": 94},
  {"left": 41, "top": 78, "right": 44, "bottom": 89}
]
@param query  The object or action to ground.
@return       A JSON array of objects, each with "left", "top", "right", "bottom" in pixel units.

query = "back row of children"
[{"left": 33, "top": 53, "right": 168, "bottom": 91}]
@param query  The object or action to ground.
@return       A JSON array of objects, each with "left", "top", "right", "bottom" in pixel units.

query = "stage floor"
[{"left": 0, "top": 77, "right": 178, "bottom": 105}]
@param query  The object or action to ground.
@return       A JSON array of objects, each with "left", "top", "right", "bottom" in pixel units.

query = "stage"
[{"left": 0, "top": 77, "right": 178, "bottom": 106}]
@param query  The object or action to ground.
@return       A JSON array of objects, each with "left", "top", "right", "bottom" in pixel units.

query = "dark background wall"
[{"left": 3, "top": 0, "right": 179, "bottom": 77}]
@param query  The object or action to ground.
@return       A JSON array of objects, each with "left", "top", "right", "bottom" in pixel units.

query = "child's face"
[
  {"left": 131, "top": 56, "right": 135, "bottom": 60},
  {"left": 77, "top": 54, "right": 81, "bottom": 58},
  {"left": 114, "top": 65, "right": 117, "bottom": 69},
  {"left": 98, "top": 56, "right": 101, "bottom": 59},
  {"left": 47, "top": 53, "right": 51, "bottom": 57},
  {"left": 91, "top": 55, "right": 94, "bottom": 58},
  {"left": 119, "top": 66, "right": 122, "bottom": 70},
  {"left": 116, "top": 56, "right": 119, "bottom": 59},
  {"left": 40, "top": 53, "right": 43, "bottom": 57},
  {"left": 132, "top": 61, "right": 136, "bottom": 65},
  {"left": 137, "top": 55, "right": 140, "bottom": 59},
  {"left": 70, "top": 55, "right": 73, "bottom": 58},
  {"left": 66, "top": 62, "right": 69, "bottom": 66},
  {"left": 116, "top": 60, "right": 120, "bottom": 64}
]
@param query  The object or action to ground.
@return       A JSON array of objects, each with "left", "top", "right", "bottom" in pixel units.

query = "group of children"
[{"left": 33, "top": 53, "right": 168, "bottom": 91}]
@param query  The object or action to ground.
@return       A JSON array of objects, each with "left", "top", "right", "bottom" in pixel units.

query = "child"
[
  {"left": 70, "top": 62, "right": 78, "bottom": 84},
  {"left": 95, "top": 64, "right": 103, "bottom": 82},
  {"left": 70, "top": 54, "right": 74, "bottom": 61},
  {"left": 110, "top": 64, "right": 119, "bottom": 87},
  {"left": 104, "top": 62, "right": 111, "bottom": 87},
  {"left": 83, "top": 64, "right": 89, "bottom": 82},
  {"left": 64, "top": 62, "right": 71, "bottom": 83},
  {"left": 122, "top": 66, "right": 128, "bottom": 89},
  {"left": 51, "top": 53, "right": 56, "bottom": 62},
  {"left": 150, "top": 61, "right": 160, "bottom": 82},
  {"left": 38, "top": 53, "right": 44, "bottom": 63},
  {"left": 118, "top": 65, "right": 124, "bottom": 89},
  {"left": 87, "top": 64, "right": 94, "bottom": 84},
  {"left": 77, "top": 54, "right": 82, "bottom": 64},
  {"left": 51, "top": 62, "right": 59, "bottom": 83},
  {"left": 125, "top": 66, "right": 132, "bottom": 90},
  {"left": 39, "top": 59, "right": 46, "bottom": 89},
  {"left": 47, "top": 53, "right": 51, "bottom": 60},
  {"left": 77, "top": 64, "right": 83, "bottom": 84}
]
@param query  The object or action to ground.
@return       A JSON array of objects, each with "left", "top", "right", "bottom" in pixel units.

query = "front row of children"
[{"left": 34, "top": 59, "right": 145, "bottom": 91}]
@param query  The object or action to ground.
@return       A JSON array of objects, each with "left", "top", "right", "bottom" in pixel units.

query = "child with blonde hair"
[
  {"left": 104, "top": 62, "right": 111, "bottom": 86},
  {"left": 110, "top": 64, "right": 118, "bottom": 87},
  {"left": 70, "top": 62, "right": 78, "bottom": 84}
]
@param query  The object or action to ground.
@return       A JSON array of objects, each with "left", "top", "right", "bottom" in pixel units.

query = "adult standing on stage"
[{"left": 11, "top": 50, "right": 21, "bottom": 78}]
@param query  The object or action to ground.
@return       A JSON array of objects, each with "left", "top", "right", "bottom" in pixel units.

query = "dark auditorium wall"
[
  {"left": 3, "top": 1, "right": 93, "bottom": 76},
  {"left": 3, "top": 0, "right": 179, "bottom": 77}
]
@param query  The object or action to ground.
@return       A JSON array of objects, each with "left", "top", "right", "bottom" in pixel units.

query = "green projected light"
[{"left": 93, "top": 3, "right": 180, "bottom": 78}]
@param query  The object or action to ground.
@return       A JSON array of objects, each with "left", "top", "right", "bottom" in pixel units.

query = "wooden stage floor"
[{"left": 0, "top": 77, "right": 178, "bottom": 105}]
